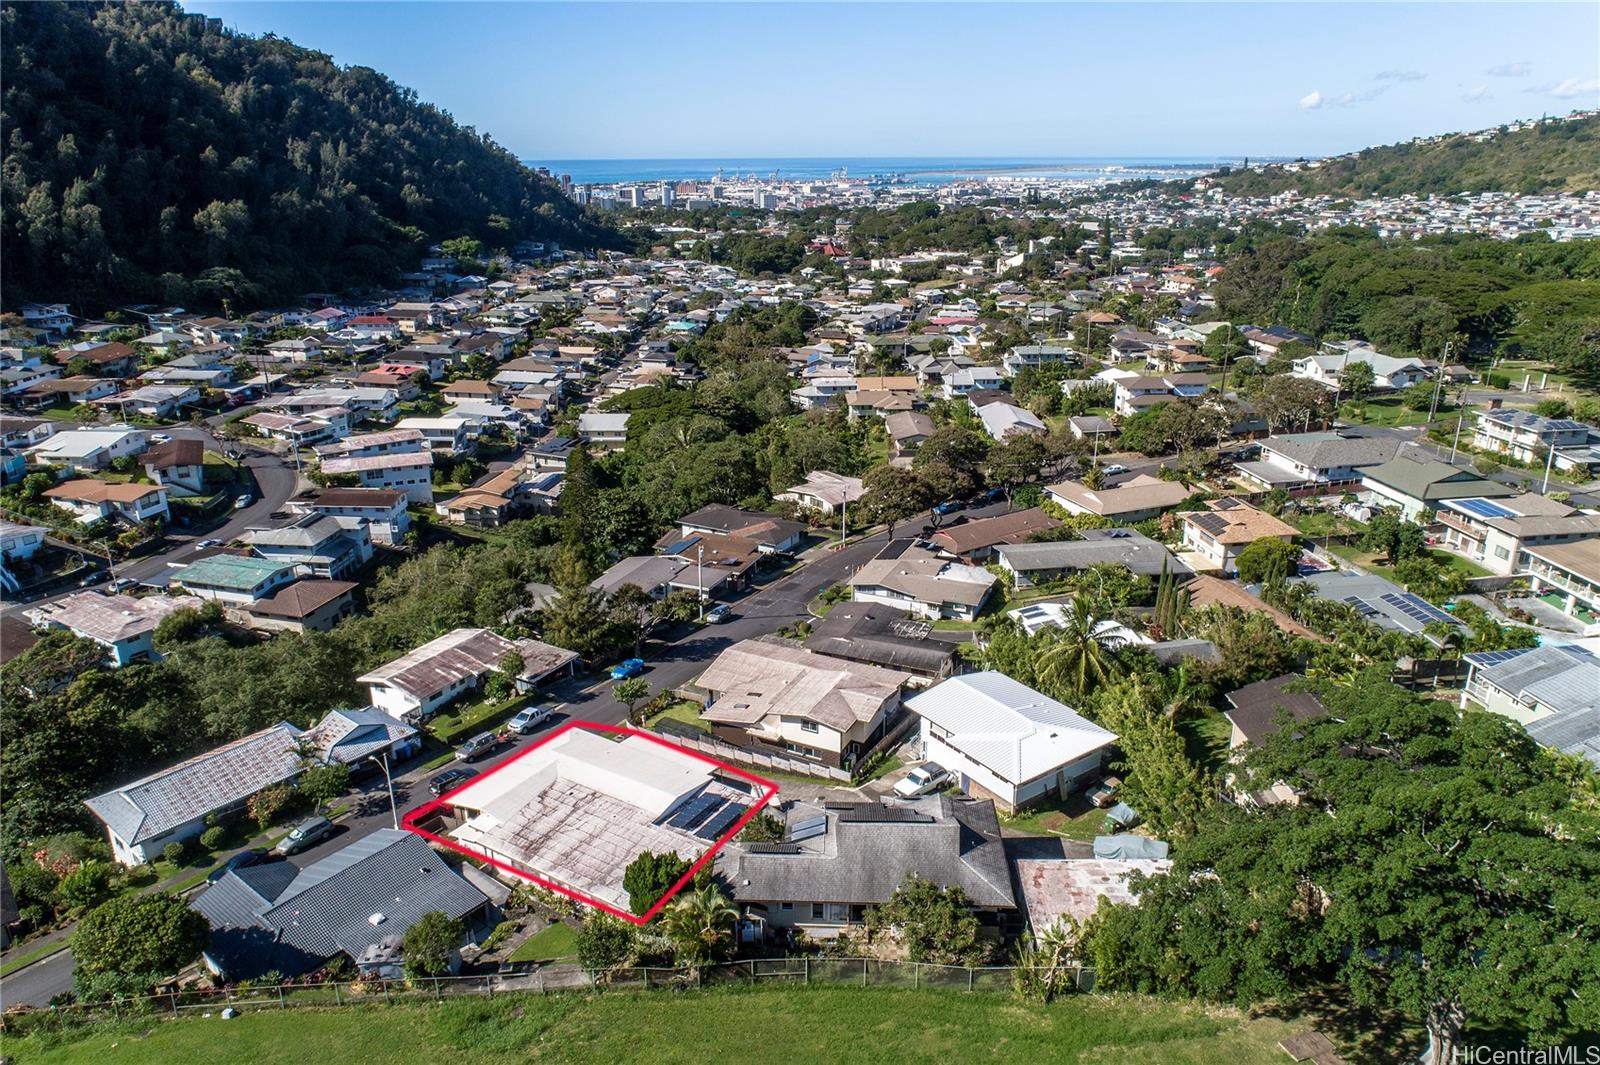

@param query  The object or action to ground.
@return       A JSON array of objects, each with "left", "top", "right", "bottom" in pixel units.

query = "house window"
[
  {"left": 811, "top": 904, "right": 825, "bottom": 921},
  {"left": 780, "top": 902, "right": 793, "bottom": 911},
  {"left": 800, "top": 721, "right": 819, "bottom": 734},
  {"left": 1494, "top": 546, "right": 1510, "bottom": 560}
]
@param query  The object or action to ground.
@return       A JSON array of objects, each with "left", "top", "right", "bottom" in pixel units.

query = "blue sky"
[{"left": 187, "top": 2, "right": 1600, "bottom": 160}]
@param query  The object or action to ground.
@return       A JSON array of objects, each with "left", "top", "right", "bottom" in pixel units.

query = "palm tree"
[
  {"left": 1035, "top": 597, "right": 1124, "bottom": 702},
  {"left": 661, "top": 885, "right": 738, "bottom": 978}
]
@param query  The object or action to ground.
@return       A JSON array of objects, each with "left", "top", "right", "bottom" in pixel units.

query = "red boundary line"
[{"left": 401, "top": 720, "right": 778, "bottom": 926}]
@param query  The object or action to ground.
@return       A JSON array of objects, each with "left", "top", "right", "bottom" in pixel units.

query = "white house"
[
  {"left": 1292, "top": 343, "right": 1427, "bottom": 392},
  {"left": 1472, "top": 409, "right": 1596, "bottom": 472},
  {"left": 318, "top": 450, "right": 434, "bottom": 505},
  {"left": 27, "top": 426, "right": 148, "bottom": 472},
  {"left": 358, "top": 627, "right": 578, "bottom": 722},
  {"left": 576, "top": 411, "right": 631, "bottom": 448},
  {"left": 44, "top": 480, "right": 170, "bottom": 524},
  {"left": 905, "top": 671, "right": 1117, "bottom": 813},
  {"left": 848, "top": 544, "right": 997, "bottom": 621},
  {"left": 775, "top": 471, "right": 865, "bottom": 517},
  {"left": 26, "top": 591, "right": 204, "bottom": 668}
]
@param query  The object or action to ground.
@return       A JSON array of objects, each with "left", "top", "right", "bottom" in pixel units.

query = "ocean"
[{"left": 523, "top": 156, "right": 1243, "bottom": 186}]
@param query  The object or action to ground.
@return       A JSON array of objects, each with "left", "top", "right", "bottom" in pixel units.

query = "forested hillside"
[
  {"left": 0, "top": 1, "right": 617, "bottom": 310},
  {"left": 1214, "top": 229, "right": 1600, "bottom": 379},
  {"left": 1209, "top": 113, "right": 1600, "bottom": 198}
]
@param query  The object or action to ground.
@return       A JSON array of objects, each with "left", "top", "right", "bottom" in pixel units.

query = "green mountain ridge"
[
  {"left": 1205, "top": 113, "right": 1600, "bottom": 198},
  {"left": 0, "top": 0, "right": 620, "bottom": 312}
]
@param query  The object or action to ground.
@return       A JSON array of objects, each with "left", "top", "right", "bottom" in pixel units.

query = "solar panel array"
[
  {"left": 1452, "top": 498, "right": 1516, "bottom": 520},
  {"left": 696, "top": 802, "right": 748, "bottom": 840},
  {"left": 1463, "top": 648, "right": 1537, "bottom": 667},
  {"left": 831, "top": 804, "right": 934, "bottom": 824},
  {"left": 1379, "top": 591, "right": 1456, "bottom": 626},
  {"left": 663, "top": 793, "right": 723, "bottom": 830},
  {"left": 1343, "top": 595, "right": 1380, "bottom": 617},
  {"left": 744, "top": 843, "right": 804, "bottom": 855}
]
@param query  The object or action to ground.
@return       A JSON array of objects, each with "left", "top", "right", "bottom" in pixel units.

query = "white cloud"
[
  {"left": 1461, "top": 85, "right": 1490, "bottom": 102},
  {"left": 1486, "top": 61, "right": 1532, "bottom": 78},
  {"left": 1375, "top": 69, "right": 1426, "bottom": 83},
  {"left": 1298, "top": 90, "right": 1323, "bottom": 110},
  {"left": 1547, "top": 77, "right": 1600, "bottom": 99}
]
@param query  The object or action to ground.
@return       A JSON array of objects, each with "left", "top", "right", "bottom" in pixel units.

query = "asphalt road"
[{"left": 0, "top": 501, "right": 1008, "bottom": 1007}]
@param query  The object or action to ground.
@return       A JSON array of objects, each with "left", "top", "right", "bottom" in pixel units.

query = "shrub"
[
  {"left": 199, "top": 826, "right": 228, "bottom": 852},
  {"left": 55, "top": 859, "right": 116, "bottom": 911},
  {"left": 161, "top": 841, "right": 186, "bottom": 866},
  {"left": 296, "top": 763, "right": 352, "bottom": 807}
]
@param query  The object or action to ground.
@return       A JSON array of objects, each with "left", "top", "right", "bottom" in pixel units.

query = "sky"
[{"left": 186, "top": 2, "right": 1600, "bottom": 161}]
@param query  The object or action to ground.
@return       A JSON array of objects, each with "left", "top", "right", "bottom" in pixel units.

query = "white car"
[
  {"left": 507, "top": 705, "right": 553, "bottom": 734},
  {"left": 1102, "top": 463, "right": 1129, "bottom": 476},
  {"left": 893, "top": 763, "right": 952, "bottom": 799},
  {"left": 705, "top": 603, "right": 732, "bottom": 624}
]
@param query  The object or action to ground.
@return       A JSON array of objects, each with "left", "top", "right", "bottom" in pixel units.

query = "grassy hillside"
[
  {"left": 1211, "top": 113, "right": 1600, "bottom": 198},
  {"left": 0, "top": 1, "right": 621, "bottom": 310},
  {"left": 8, "top": 988, "right": 1306, "bottom": 1065}
]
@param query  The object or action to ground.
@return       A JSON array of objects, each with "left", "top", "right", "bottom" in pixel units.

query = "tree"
[
  {"left": 858, "top": 465, "right": 936, "bottom": 536},
  {"left": 986, "top": 433, "right": 1048, "bottom": 493},
  {"left": 1116, "top": 406, "right": 1170, "bottom": 456},
  {"left": 1082, "top": 672, "right": 1600, "bottom": 1064},
  {"left": 660, "top": 885, "right": 738, "bottom": 972},
  {"left": 73, "top": 894, "right": 209, "bottom": 992},
  {"left": 55, "top": 859, "right": 115, "bottom": 911},
  {"left": 913, "top": 425, "right": 989, "bottom": 493},
  {"left": 1361, "top": 512, "right": 1427, "bottom": 565},
  {"left": 542, "top": 543, "right": 615, "bottom": 662},
  {"left": 1338, "top": 359, "right": 1376, "bottom": 399},
  {"left": 402, "top": 910, "right": 464, "bottom": 978},
  {"left": 576, "top": 913, "right": 637, "bottom": 973},
  {"left": 482, "top": 651, "right": 523, "bottom": 702},
  {"left": 1094, "top": 677, "right": 1213, "bottom": 838},
  {"left": 1035, "top": 597, "right": 1126, "bottom": 703},
  {"left": 296, "top": 762, "right": 351, "bottom": 806},
  {"left": 1233, "top": 537, "right": 1302, "bottom": 586},
  {"left": 614, "top": 677, "right": 651, "bottom": 724},
  {"left": 622, "top": 850, "right": 692, "bottom": 917},
  {"left": 736, "top": 812, "right": 785, "bottom": 843},
  {"left": 864, "top": 874, "right": 986, "bottom": 964}
]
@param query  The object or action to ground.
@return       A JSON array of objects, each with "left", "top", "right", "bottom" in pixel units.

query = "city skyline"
[{"left": 186, "top": 1, "right": 1599, "bottom": 160}]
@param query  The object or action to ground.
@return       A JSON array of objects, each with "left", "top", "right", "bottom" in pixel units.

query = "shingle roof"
[
  {"left": 245, "top": 579, "right": 357, "bottom": 618},
  {"left": 723, "top": 795, "right": 1015, "bottom": 909},
  {"left": 698, "top": 637, "right": 909, "bottom": 733},
  {"left": 995, "top": 529, "right": 1188, "bottom": 577},
  {"left": 85, "top": 722, "right": 305, "bottom": 845},
  {"left": 1223, "top": 674, "right": 1328, "bottom": 746},
  {"left": 194, "top": 829, "right": 486, "bottom": 979}
]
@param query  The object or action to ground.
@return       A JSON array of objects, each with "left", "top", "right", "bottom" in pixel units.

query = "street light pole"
[
  {"left": 1541, "top": 443, "right": 1558, "bottom": 495},
  {"left": 369, "top": 750, "right": 399, "bottom": 830},
  {"left": 697, "top": 542, "right": 705, "bottom": 621}
]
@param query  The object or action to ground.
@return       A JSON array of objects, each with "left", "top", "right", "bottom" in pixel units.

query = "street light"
[
  {"left": 696, "top": 542, "right": 705, "bottom": 621},
  {"left": 368, "top": 750, "right": 399, "bottom": 830}
]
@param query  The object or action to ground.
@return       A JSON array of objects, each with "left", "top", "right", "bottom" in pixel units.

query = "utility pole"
[
  {"left": 1541, "top": 442, "right": 1558, "bottom": 495},
  {"left": 1449, "top": 386, "right": 1469, "bottom": 464},
  {"left": 369, "top": 750, "right": 399, "bottom": 830},
  {"left": 696, "top": 542, "right": 705, "bottom": 621}
]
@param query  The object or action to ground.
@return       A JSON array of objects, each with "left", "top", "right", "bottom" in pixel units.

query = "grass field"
[
  {"left": 1001, "top": 794, "right": 1106, "bottom": 841},
  {"left": 507, "top": 922, "right": 578, "bottom": 963},
  {"left": 6, "top": 987, "right": 1304, "bottom": 1065},
  {"left": 1178, "top": 713, "right": 1235, "bottom": 775}
]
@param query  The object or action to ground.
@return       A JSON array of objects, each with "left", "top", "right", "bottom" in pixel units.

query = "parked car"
[
  {"left": 233, "top": 494, "right": 253, "bottom": 510},
  {"left": 610, "top": 657, "right": 646, "bottom": 680},
  {"left": 932, "top": 500, "right": 965, "bottom": 516},
  {"left": 981, "top": 486, "right": 1006, "bottom": 502},
  {"left": 108, "top": 577, "right": 139, "bottom": 594},
  {"left": 207, "top": 848, "right": 270, "bottom": 884},
  {"left": 428, "top": 767, "right": 477, "bottom": 796},
  {"left": 893, "top": 763, "right": 953, "bottom": 799},
  {"left": 79, "top": 569, "right": 109, "bottom": 587},
  {"left": 507, "top": 705, "right": 553, "bottom": 734},
  {"left": 194, "top": 538, "right": 222, "bottom": 550},
  {"left": 455, "top": 731, "right": 505, "bottom": 762},
  {"left": 704, "top": 603, "right": 732, "bottom": 624},
  {"left": 1086, "top": 775, "right": 1123, "bottom": 808},
  {"left": 1102, "top": 463, "right": 1129, "bottom": 476},
  {"left": 272, "top": 816, "right": 334, "bottom": 856}
]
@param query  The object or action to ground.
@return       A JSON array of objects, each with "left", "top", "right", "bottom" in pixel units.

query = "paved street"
[{"left": 0, "top": 502, "right": 1004, "bottom": 1007}]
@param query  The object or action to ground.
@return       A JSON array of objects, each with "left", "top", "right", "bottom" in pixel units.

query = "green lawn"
[
  {"left": 646, "top": 700, "right": 708, "bottom": 733},
  {"left": 1002, "top": 794, "right": 1107, "bottom": 841},
  {"left": 1337, "top": 397, "right": 1434, "bottom": 428},
  {"left": 1328, "top": 544, "right": 1491, "bottom": 582},
  {"left": 6, "top": 987, "right": 1305, "bottom": 1065},
  {"left": 508, "top": 922, "right": 578, "bottom": 963},
  {"left": 1178, "top": 713, "right": 1235, "bottom": 775},
  {"left": 429, "top": 694, "right": 530, "bottom": 746}
]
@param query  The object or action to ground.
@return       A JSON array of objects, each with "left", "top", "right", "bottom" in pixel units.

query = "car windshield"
[{"left": 909, "top": 769, "right": 930, "bottom": 783}]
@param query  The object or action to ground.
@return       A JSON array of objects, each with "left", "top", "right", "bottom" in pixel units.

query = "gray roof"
[
  {"left": 1262, "top": 429, "right": 1411, "bottom": 471},
  {"left": 306, "top": 707, "right": 418, "bottom": 766},
  {"left": 194, "top": 829, "right": 487, "bottom": 979},
  {"left": 592, "top": 554, "right": 687, "bottom": 596},
  {"left": 85, "top": 722, "right": 306, "bottom": 846},
  {"left": 1360, "top": 453, "right": 1515, "bottom": 503},
  {"left": 722, "top": 795, "right": 1015, "bottom": 909},
  {"left": 994, "top": 528, "right": 1189, "bottom": 578},
  {"left": 804, "top": 602, "right": 957, "bottom": 676}
]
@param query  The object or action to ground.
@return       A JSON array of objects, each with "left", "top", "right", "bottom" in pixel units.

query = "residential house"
[
  {"left": 696, "top": 637, "right": 911, "bottom": 769},
  {"left": 907, "top": 672, "right": 1117, "bottom": 813},
  {"left": 994, "top": 528, "right": 1191, "bottom": 589},
  {"left": 239, "top": 411, "right": 344, "bottom": 447},
  {"left": 803, "top": 602, "right": 958, "bottom": 679},
  {"left": 1046, "top": 473, "right": 1189, "bottom": 523},
  {"left": 358, "top": 627, "right": 578, "bottom": 722},
  {"left": 26, "top": 591, "right": 204, "bottom": 668},
  {"left": 941, "top": 366, "right": 1004, "bottom": 399},
  {"left": 44, "top": 480, "right": 170, "bottom": 525},
  {"left": 885, "top": 411, "right": 935, "bottom": 452},
  {"left": 293, "top": 487, "right": 412, "bottom": 546},
  {"left": 775, "top": 471, "right": 865, "bottom": 517},
  {"left": 53, "top": 341, "right": 139, "bottom": 377},
  {"left": 1292, "top": 343, "right": 1427, "bottom": 392},
  {"left": 848, "top": 543, "right": 997, "bottom": 621},
  {"left": 1235, "top": 429, "right": 1411, "bottom": 493},
  {"left": 1184, "top": 575, "right": 1321, "bottom": 641},
  {"left": 140, "top": 437, "right": 207, "bottom": 497},
  {"left": 591, "top": 554, "right": 694, "bottom": 599},
  {"left": 976, "top": 401, "right": 1046, "bottom": 441},
  {"left": 1461, "top": 645, "right": 1599, "bottom": 768},
  {"left": 1359, "top": 451, "right": 1519, "bottom": 521},
  {"left": 394, "top": 415, "right": 476, "bottom": 455},
  {"left": 927, "top": 507, "right": 1062, "bottom": 563},
  {"left": 576, "top": 411, "right": 631, "bottom": 448},
  {"left": 678, "top": 505, "right": 806, "bottom": 554},
  {"left": 1294, "top": 571, "right": 1465, "bottom": 641},
  {"left": 194, "top": 829, "right": 488, "bottom": 980},
  {"left": 110, "top": 384, "right": 201, "bottom": 419},
  {"left": 173, "top": 554, "right": 299, "bottom": 605},
  {"left": 1435, "top": 494, "right": 1600, "bottom": 576},
  {"left": 721, "top": 795, "right": 1015, "bottom": 938},
  {"left": 1223, "top": 674, "right": 1328, "bottom": 750},
  {"left": 1179, "top": 497, "right": 1299, "bottom": 575},
  {"left": 242, "top": 514, "right": 373, "bottom": 579},
  {"left": 243, "top": 580, "right": 360, "bottom": 634},
  {"left": 1520, "top": 540, "right": 1600, "bottom": 626},
  {"left": 1472, "top": 409, "right": 1598, "bottom": 474},
  {"left": 318, "top": 450, "right": 434, "bottom": 505},
  {"left": 27, "top": 426, "right": 148, "bottom": 471},
  {"left": 21, "top": 376, "right": 118, "bottom": 409},
  {"left": 1001, "top": 344, "right": 1077, "bottom": 378}
]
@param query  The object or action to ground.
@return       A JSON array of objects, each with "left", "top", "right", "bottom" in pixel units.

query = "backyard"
[
  {"left": 6, "top": 987, "right": 1312, "bottom": 1065},
  {"left": 1000, "top": 792, "right": 1107, "bottom": 841},
  {"left": 507, "top": 921, "right": 579, "bottom": 964}
]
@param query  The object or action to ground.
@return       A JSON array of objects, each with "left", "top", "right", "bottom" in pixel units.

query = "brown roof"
[
  {"left": 1224, "top": 674, "right": 1327, "bottom": 746},
  {"left": 142, "top": 437, "right": 204, "bottom": 469},
  {"left": 1185, "top": 575, "right": 1322, "bottom": 641},
  {"left": 246, "top": 579, "right": 357, "bottom": 619},
  {"left": 44, "top": 479, "right": 164, "bottom": 504},
  {"left": 928, "top": 507, "right": 1061, "bottom": 555},
  {"left": 312, "top": 487, "right": 405, "bottom": 509},
  {"left": 55, "top": 342, "right": 136, "bottom": 365},
  {"left": 1181, "top": 498, "right": 1298, "bottom": 545}
]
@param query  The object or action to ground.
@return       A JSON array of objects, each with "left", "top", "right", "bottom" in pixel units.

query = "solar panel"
[
  {"left": 664, "top": 793, "right": 723, "bottom": 829},
  {"left": 787, "top": 815, "right": 827, "bottom": 843},
  {"left": 696, "top": 802, "right": 748, "bottom": 840},
  {"left": 1454, "top": 498, "right": 1515, "bottom": 519},
  {"left": 1463, "top": 648, "right": 1536, "bottom": 667},
  {"left": 1379, "top": 591, "right": 1456, "bottom": 626},
  {"left": 1343, "top": 595, "right": 1380, "bottom": 617},
  {"left": 833, "top": 804, "right": 934, "bottom": 824},
  {"left": 744, "top": 843, "right": 803, "bottom": 855}
]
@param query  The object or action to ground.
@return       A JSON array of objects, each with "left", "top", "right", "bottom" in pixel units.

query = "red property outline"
[{"left": 401, "top": 720, "right": 778, "bottom": 926}]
